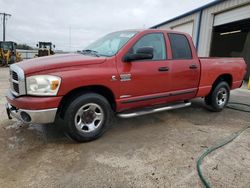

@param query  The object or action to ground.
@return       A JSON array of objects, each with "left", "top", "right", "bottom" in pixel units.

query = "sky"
[{"left": 0, "top": 0, "right": 215, "bottom": 51}]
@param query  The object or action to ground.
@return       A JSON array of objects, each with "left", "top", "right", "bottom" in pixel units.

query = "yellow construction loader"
[
  {"left": 0, "top": 41, "right": 22, "bottom": 66},
  {"left": 35, "top": 42, "right": 55, "bottom": 57}
]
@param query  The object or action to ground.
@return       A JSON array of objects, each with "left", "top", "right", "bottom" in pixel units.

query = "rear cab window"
[{"left": 168, "top": 33, "right": 192, "bottom": 59}]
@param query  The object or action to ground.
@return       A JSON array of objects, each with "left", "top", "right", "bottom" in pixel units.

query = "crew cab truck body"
[{"left": 5, "top": 29, "right": 247, "bottom": 142}]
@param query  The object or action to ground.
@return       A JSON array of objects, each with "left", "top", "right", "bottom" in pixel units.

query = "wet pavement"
[{"left": 0, "top": 67, "right": 250, "bottom": 187}]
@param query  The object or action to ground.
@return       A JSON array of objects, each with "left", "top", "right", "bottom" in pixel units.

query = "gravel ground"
[{"left": 0, "top": 67, "right": 249, "bottom": 188}]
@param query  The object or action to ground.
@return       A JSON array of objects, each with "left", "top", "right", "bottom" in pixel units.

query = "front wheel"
[
  {"left": 205, "top": 81, "right": 230, "bottom": 112},
  {"left": 63, "top": 93, "right": 113, "bottom": 142}
]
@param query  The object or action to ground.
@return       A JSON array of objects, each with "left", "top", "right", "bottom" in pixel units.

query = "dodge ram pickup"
[{"left": 5, "top": 29, "right": 247, "bottom": 142}]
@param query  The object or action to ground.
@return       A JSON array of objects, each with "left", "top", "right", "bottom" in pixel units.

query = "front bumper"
[
  {"left": 6, "top": 102, "right": 57, "bottom": 124},
  {"left": 5, "top": 90, "right": 61, "bottom": 124}
]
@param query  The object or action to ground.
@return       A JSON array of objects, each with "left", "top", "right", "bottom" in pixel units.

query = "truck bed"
[{"left": 196, "top": 57, "right": 246, "bottom": 97}]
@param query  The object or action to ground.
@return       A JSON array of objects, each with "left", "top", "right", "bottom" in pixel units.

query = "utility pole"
[
  {"left": 0, "top": 12, "right": 11, "bottom": 41},
  {"left": 69, "top": 26, "right": 71, "bottom": 52}
]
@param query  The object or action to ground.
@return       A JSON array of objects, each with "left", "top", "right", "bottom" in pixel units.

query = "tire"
[
  {"left": 63, "top": 93, "right": 113, "bottom": 142},
  {"left": 205, "top": 81, "right": 230, "bottom": 112},
  {"left": 204, "top": 96, "right": 212, "bottom": 105},
  {"left": 9, "top": 56, "right": 16, "bottom": 64}
]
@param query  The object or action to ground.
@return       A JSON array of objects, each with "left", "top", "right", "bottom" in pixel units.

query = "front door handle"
[
  {"left": 158, "top": 67, "right": 169, "bottom": 72},
  {"left": 189, "top": 64, "right": 198, "bottom": 69}
]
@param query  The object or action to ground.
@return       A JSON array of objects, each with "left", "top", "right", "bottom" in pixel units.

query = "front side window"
[
  {"left": 168, "top": 33, "right": 192, "bottom": 59},
  {"left": 131, "top": 33, "right": 167, "bottom": 60},
  {"left": 84, "top": 31, "right": 138, "bottom": 57}
]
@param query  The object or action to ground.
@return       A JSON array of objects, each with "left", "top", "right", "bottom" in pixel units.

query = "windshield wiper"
[{"left": 81, "top": 49, "right": 100, "bottom": 57}]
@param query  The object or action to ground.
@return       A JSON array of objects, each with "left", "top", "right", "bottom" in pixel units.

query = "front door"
[{"left": 116, "top": 32, "right": 171, "bottom": 109}]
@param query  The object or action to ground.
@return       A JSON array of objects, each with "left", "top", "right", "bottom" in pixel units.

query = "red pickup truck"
[{"left": 6, "top": 29, "right": 246, "bottom": 142}]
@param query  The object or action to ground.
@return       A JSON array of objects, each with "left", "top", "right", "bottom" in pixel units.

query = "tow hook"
[{"left": 5, "top": 104, "right": 12, "bottom": 120}]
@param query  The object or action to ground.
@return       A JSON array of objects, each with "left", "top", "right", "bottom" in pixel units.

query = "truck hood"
[{"left": 17, "top": 53, "right": 107, "bottom": 74}]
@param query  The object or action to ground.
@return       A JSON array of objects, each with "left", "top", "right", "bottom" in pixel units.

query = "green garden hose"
[
  {"left": 197, "top": 102, "right": 250, "bottom": 188},
  {"left": 226, "top": 102, "right": 250, "bottom": 113}
]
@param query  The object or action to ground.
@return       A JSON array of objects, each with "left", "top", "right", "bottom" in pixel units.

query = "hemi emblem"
[{"left": 120, "top": 74, "right": 131, "bottom": 81}]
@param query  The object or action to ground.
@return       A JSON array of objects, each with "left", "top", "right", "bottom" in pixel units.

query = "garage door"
[
  {"left": 171, "top": 22, "right": 194, "bottom": 37},
  {"left": 214, "top": 4, "right": 250, "bottom": 26}
]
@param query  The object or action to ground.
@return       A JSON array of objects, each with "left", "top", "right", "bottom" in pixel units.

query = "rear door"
[{"left": 167, "top": 33, "right": 200, "bottom": 97}]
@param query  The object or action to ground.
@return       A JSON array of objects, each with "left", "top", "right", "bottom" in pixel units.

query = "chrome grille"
[
  {"left": 9, "top": 64, "right": 26, "bottom": 96},
  {"left": 12, "top": 71, "right": 18, "bottom": 81},
  {"left": 13, "top": 82, "right": 19, "bottom": 93}
]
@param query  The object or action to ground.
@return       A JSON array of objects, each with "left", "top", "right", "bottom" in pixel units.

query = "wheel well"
[
  {"left": 58, "top": 85, "right": 116, "bottom": 119},
  {"left": 212, "top": 74, "right": 232, "bottom": 89}
]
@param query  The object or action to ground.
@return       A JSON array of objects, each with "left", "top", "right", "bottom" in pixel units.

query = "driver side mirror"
[{"left": 123, "top": 47, "right": 154, "bottom": 62}]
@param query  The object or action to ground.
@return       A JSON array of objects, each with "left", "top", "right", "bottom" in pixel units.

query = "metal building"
[{"left": 151, "top": 0, "right": 250, "bottom": 79}]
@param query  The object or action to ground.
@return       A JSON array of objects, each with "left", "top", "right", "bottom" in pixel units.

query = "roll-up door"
[
  {"left": 171, "top": 21, "right": 194, "bottom": 37},
  {"left": 214, "top": 4, "right": 250, "bottom": 26}
]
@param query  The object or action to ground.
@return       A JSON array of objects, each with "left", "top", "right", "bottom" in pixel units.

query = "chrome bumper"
[{"left": 6, "top": 103, "right": 57, "bottom": 124}]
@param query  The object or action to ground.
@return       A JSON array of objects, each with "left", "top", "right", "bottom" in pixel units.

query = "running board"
[{"left": 117, "top": 102, "right": 191, "bottom": 118}]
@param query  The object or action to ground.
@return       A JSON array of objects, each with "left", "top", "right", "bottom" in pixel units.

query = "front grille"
[
  {"left": 9, "top": 64, "right": 25, "bottom": 96},
  {"left": 13, "top": 82, "right": 19, "bottom": 93},
  {"left": 10, "top": 70, "right": 20, "bottom": 95},
  {"left": 12, "top": 71, "right": 18, "bottom": 81}
]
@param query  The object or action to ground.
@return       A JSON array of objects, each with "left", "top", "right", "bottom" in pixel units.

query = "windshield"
[
  {"left": 1, "top": 42, "right": 13, "bottom": 51},
  {"left": 84, "top": 31, "right": 138, "bottom": 57},
  {"left": 39, "top": 43, "right": 52, "bottom": 49}
]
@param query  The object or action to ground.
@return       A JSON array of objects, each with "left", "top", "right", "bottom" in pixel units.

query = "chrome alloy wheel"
[
  {"left": 74, "top": 103, "right": 104, "bottom": 133},
  {"left": 216, "top": 88, "right": 228, "bottom": 106}
]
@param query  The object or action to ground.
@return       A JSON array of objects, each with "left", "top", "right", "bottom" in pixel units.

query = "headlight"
[{"left": 26, "top": 75, "right": 61, "bottom": 96}]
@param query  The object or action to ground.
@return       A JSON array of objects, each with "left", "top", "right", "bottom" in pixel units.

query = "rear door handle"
[
  {"left": 189, "top": 64, "right": 198, "bottom": 69},
  {"left": 158, "top": 67, "right": 169, "bottom": 72}
]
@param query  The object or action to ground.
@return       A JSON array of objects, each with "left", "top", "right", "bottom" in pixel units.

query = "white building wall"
[{"left": 172, "top": 21, "right": 194, "bottom": 37}]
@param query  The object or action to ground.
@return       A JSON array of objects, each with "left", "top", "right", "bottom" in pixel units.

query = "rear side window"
[{"left": 168, "top": 33, "right": 192, "bottom": 59}]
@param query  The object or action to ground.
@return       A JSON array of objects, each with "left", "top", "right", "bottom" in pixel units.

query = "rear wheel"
[
  {"left": 63, "top": 93, "right": 113, "bottom": 142},
  {"left": 205, "top": 81, "right": 230, "bottom": 112}
]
